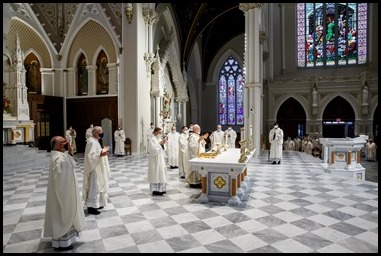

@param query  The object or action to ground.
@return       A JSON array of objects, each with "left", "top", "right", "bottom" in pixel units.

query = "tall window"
[
  {"left": 218, "top": 56, "right": 244, "bottom": 126},
  {"left": 297, "top": 3, "right": 368, "bottom": 67}
]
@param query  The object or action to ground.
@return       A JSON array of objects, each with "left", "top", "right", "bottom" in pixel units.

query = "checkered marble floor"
[{"left": 3, "top": 146, "right": 378, "bottom": 253}]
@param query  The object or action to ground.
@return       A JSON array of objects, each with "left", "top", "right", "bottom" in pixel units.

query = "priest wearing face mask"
[
  {"left": 269, "top": 122, "right": 284, "bottom": 164},
  {"left": 210, "top": 124, "right": 226, "bottom": 149},
  {"left": 178, "top": 126, "right": 189, "bottom": 179},
  {"left": 83, "top": 126, "right": 111, "bottom": 215},
  {"left": 148, "top": 127, "right": 168, "bottom": 196},
  {"left": 114, "top": 125, "right": 126, "bottom": 157},
  {"left": 224, "top": 125, "right": 237, "bottom": 148},
  {"left": 146, "top": 122, "right": 155, "bottom": 154},
  {"left": 166, "top": 125, "right": 180, "bottom": 169},
  {"left": 186, "top": 124, "right": 206, "bottom": 188}
]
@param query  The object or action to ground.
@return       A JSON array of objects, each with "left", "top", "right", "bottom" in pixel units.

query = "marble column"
[
  {"left": 122, "top": 3, "right": 151, "bottom": 154},
  {"left": 240, "top": 3, "right": 263, "bottom": 157},
  {"left": 86, "top": 65, "right": 97, "bottom": 96}
]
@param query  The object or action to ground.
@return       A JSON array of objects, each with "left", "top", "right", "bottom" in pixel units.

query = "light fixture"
[{"left": 125, "top": 3, "right": 133, "bottom": 24}]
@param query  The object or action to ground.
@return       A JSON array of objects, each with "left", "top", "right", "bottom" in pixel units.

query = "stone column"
[
  {"left": 107, "top": 63, "right": 118, "bottom": 95},
  {"left": 86, "top": 65, "right": 97, "bottom": 96},
  {"left": 122, "top": 3, "right": 151, "bottom": 154},
  {"left": 239, "top": 3, "right": 263, "bottom": 157}
]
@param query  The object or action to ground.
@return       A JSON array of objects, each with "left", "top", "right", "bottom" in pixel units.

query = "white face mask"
[
  {"left": 172, "top": 130, "right": 176, "bottom": 133},
  {"left": 217, "top": 128, "right": 221, "bottom": 132},
  {"left": 151, "top": 126, "right": 154, "bottom": 129},
  {"left": 228, "top": 128, "right": 232, "bottom": 130}
]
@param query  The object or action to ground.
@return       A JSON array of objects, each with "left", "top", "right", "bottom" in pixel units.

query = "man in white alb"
[
  {"left": 43, "top": 136, "right": 85, "bottom": 251},
  {"left": 269, "top": 122, "right": 284, "bottom": 164},
  {"left": 146, "top": 122, "right": 155, "bottom": 154},
  {"left": 210, "top": 124, "right": 226, "bottom": 149},
  {"left": 85, "top": 124, "right": 94, "bottom": 140},
  {"left": 178, "top": 126, "right": 189, "bottom": 179},
  {"left": 186, "top": 124, "right": 206, "bottom": 188},
  {"left": 83, "top": 126, "right": 111, "bottom": 215},
  {"left": 166, "top": 126, "right": 180, "bottom": 169},
  {"left": 114, "top": 125, "right": 126, "bottom": 157},
  {"left": 224, "top": 125, "right": 237, "bottom": 148}
]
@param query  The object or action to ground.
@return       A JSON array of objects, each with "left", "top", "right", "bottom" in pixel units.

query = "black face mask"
[
  {"left": 63, "top": 143, "right": 69, "bottom": 151},
  {"left": 99, "top": 133, "right": 104, "bottom": 138}
]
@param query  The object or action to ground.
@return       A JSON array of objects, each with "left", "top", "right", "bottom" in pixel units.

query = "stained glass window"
[
  {"left": 297, "top": 3, "right": 368, "bottom": 67},
  {"left": 218, "top": 56, "right": 244, "bottom": 125}
]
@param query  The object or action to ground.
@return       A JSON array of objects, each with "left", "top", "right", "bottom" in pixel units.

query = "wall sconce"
[{"left": 125, "top": 3, "right": 133, "bottom": 24}]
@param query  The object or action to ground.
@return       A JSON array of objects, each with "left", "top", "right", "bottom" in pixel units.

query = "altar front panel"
[{"left": 189, "top": 148, "right": 255, "bottom": 206}]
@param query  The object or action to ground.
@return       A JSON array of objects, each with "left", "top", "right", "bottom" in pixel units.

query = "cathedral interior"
[{"left": 2, "top": 3, "right": 378, "bottom": 253}]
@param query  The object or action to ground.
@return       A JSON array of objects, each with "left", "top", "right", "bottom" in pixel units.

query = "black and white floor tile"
[{"left": 3, "top": 145, "right": 378, "bottom": 253}]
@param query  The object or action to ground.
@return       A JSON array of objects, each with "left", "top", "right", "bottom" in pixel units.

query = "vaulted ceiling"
[
  {"left": 27, "top": 3, "right": 245, "bottom": 81},
  {"left": 171, "top": 2, "right": 245, "bottom": 80}
]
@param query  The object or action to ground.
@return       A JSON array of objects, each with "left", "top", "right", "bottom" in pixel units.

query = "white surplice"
[
  {"left": 43, "top": 150, "right": 85, "bottom": 246},
  {"left": 83, "top": 136, "right": 111, "bottom": 208},
  {"left": 269, "top": 127, "right": 284, "bottom": 162},
  {"left": 114, "top": 129, "right": 126, "bottom": 155},
  {"left": 224, "top": 128, "right": 237, "bottom": 148},
  {"left": 147, "top": 135, "right": 168, "bottom": 190},
  {"left": 178, "top": 132, "right": 189, "bottom": 177},
  {"left": 186, "top": 132, "right": 205, "bottom": 184},
  {"left": 210, "top": 130, "right": 226, "bottom": 148},
  {"left": 166, "top": 131, "right": 180, "bottom": 167}
]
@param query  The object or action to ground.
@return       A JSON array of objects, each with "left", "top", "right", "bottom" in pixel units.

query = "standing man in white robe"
[
  {"left": 146, "top": 122, "right": 155, "bottom": 154},
  {"left": 148, "top": 127, "right": 168, "bottom": 195},
  {"left": 210, "top": 124, "right": 226, "bottom": 149},
  {"left": 85, "top": 124, "right": 93, "bottom": 140},
  {"left": 43, "top": 136, "right": 85, "bottom": 251},
  {"left": 114, "top": 125, "right": 126, "bottom": 157},
  {"left": 269, "top": 122, "right": 284, "bottom": 164},
  {"left": 366, "top": 139, "right": 377, "bottom": 161},
  {"left": 284, "top": 137, "right": 295, "bottom": 151},
  {"left": 178, "top": 126, "right": 189, "bottom": 179},
  {"left": 224, "top": 125, "right": 237, "bottom": 148},
  {"left": 167, "top": 126, "right": 180, "bottom": 169},
  {"left": 83, "top": 126, "right": 111, "bottom": 215},
  {"left": 187, "top": 124, "right": 206, "bottom": 188}
]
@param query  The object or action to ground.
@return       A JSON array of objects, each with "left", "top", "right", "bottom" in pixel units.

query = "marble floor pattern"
[{"left": 3, "top": 145, "right": 378, "bottom": 253}]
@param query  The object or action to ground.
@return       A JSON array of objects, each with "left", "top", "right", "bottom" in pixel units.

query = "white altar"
[
  {"left": 320, "top": 135, "right": 368, "bottom": 181},
  {"left": 188, "top": 148, "right": 255, "bottom": 207}
]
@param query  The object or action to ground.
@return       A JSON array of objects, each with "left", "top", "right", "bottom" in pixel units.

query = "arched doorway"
[
  {"left": 277, "top": 98, "right": 306, "bottom": 139},
  {"left": 373, "top": 105, "right": 379, "bottom": 161},
  {"left": 322, "top": 96, "right": 355, "bottom": 138}
]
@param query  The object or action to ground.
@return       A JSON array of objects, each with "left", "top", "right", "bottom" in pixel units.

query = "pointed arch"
[
  {"left": 212, "top": 48, "right": 243, "bottom": 84},
  {"left": 322, "top": 96, "right": 356, "bottom": 137},
  {"left": 272, "top": 94, "right": 310, "bottom": 121},
  {"left": 216, "top": 54, "right": 244, "bottom": 126},
  {"left": 318, "top": 92, "right": 359, "bottom": 120},
  {"left": 276, "top": 97, "right": 307, "bottom": 138}
]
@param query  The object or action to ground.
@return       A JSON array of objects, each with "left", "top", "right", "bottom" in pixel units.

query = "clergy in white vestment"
[
  {"left": 85, "top": 124, "right": 93, "bottom": 140},
  {"left": 43, "top": 136, "right": 85, "bottom": 251},
  {"left": 146, "top": 122, "right": 155, "bottom": 154},
  {"left": 224, "top": 125, "right": 237, "bottom": 148},
  {"left": 210, "top": 124, "right": 226, "bottom": 149},
  {"left": 114, "top": 125, "right": 126, "bottom": 156},
  {"left": 148, "top": 127, "right": 168, "bottom": 196},
  {"left": 167, "top": 126, "right": 180, "bottom": 168},
  {"left": 284, "top": 137, "right": 295, "bottom": 151},
  {"left": 304, "top": 139, "right": 314, "bottom": 155},
  {"left": 366, "top": 139, "right": 377, "bottom": 161},
  {"left": 186, "top": 124, "right": 206, "bottom": 188},
  {"left": 294, "top": 137, "right": 301, "bottom": 151},
  {"left": 269, "top": 122, "right": 284, "bottom": 164},
  {"left": 178, "top": 126, "right": 189, "bottom": 179},
  {"left": 83, "top": 126, "right": 111, "bottom": 215}
]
